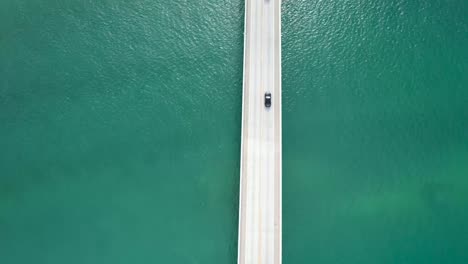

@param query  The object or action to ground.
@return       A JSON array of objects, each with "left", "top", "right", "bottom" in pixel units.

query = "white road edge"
[{"left": 237, "top": 0, "right": 282, "bottom": 263}]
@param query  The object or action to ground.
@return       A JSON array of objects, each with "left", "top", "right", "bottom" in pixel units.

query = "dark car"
[{"left": 264, "top": 92, "right": 271, "bottom": 108}]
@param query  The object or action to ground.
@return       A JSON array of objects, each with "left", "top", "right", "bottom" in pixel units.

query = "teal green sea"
[{"left": 1, "top": 0, "right": 467, "bottom": 263}]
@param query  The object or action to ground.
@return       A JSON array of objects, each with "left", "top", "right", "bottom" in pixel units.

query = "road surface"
[{"left": 237, "top": 0, "right": 282, "bottom": 263}]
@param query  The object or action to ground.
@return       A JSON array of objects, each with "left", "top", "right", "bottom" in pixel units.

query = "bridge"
[{"left": 237, "top": 0, "right": 282, "bottom": 263}]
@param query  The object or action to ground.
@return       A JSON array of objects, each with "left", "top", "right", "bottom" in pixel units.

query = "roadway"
[{"left": 237, "top": 0, "right": 282, "bottom": 263}]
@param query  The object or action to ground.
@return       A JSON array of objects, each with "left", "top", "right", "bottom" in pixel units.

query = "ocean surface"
[{"left": 1, "top": 0, "right": 467, "bottom": 263}]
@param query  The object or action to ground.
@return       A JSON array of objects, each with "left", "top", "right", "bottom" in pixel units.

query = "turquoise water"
[
  {"left": 282, "top": 1, "right": 468, "bottom": 263},
  {"left": 1, "top": 0, "right": 467, "bottom": 263},
  {"left": 1, "top": 1, "right": 243, "bottom": 263}
]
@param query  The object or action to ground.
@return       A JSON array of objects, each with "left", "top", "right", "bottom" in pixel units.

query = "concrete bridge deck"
[{"left": 237, "top": 0, "right": 282, "bottom": 263}]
